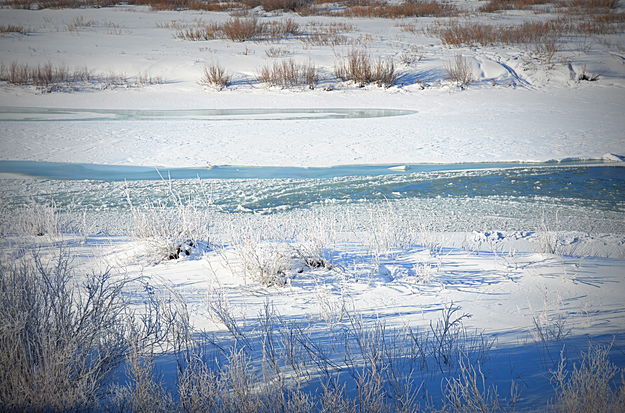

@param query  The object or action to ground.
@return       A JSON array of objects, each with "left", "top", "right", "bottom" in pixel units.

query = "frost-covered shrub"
[
  {"left": 0, "top": 200, "right": 61, "bottom": 237},
  {"left": 129, "top": 199, "right": 211, "bottom": 262},
  {"left": 551, "top": 344, "right": 625, "bottom": 413},
  {"left": 0, "top": 252, "right": 130, "bottom": 411}
]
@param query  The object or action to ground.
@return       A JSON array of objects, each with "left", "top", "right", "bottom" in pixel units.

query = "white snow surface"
[{"left": 0, "top": 6, "right": 624, "bottom": 167}]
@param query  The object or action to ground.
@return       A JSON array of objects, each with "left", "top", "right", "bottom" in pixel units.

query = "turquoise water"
[
  {"left": 0, "top": 159, "right": 615, "bottom": 180},
  {"left": 1, "top": 161, "right": 623, "bottom": 214}
]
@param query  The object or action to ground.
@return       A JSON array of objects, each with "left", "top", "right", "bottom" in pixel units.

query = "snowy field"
[{"left": 1, "top": 0, "right": 625, "bottom": 411}]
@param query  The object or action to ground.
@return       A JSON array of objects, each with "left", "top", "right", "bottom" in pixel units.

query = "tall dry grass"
[
  {"left": 335, "top": 48, "right": 397, "bottom": 87},
  {"left": 338, "top": 0, "right": 459, "bottom": 18},
  {"left": 200, "top": 63, "right": 231, "bottom": 90},
  {"left": 176, "top": 18, "right": 300, "bottom": 42},
  {"left": 0, "top": 62, "right": 162, "bottom": 90},
  {"left": 257, "top": 59, "right": 319, "bottom": 89}
]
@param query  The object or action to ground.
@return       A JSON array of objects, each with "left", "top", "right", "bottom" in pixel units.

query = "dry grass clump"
[
  {"left": 575, "top": 13, "right": 625, "bottom": 34},
  {"left": 334, "top": 49, "right": 397, "bottom": 87},
  {"left": 65, "top": 15, "right": 97, "bottom": 31},
  {"left": 264, "top": 18, "right": 300, "bottom": 39},
  {"left": 4, "top": 0, "right": 246, "bottom": 10},
  {"left": 338, "top": 0, "right": 458, "bottom": 18},
  {"left": 5, "top": 0, "right": 116, "bottom": 8},
  {"left": 431, "top": 16, "right": 621, "bottom": 62},
  {"left": 431, "top": 19, "right": 568, "bottom": 47},
  {"left": 0, "top": 25, "right": 27, "bottom": 34},
  {"left": 200, "top": 63, "right": 231, "bottom": 90},
  {"left": 566, "top": 0, "right": 619, "bottom": 10},
  {"left": 480, "top": 0, "right": 617, "bottom": 12},
  {"left": 222, "top": 17, "right": 261, "bottom": 41},
  {"left": 479, "top": 0, "right": 552, "bottom": 13},
  {"left": 134, "top": 0, "right": 245, "bottom": 10},
  {"left": 244, "top": 0, "right": 312, "bottom": 11},
  {"left": 257, "top": 59, "right": 319, "bottom": 89},
  {"left": 301, "top": 21, "right": 352, "bottom": 46},
  {"left": 176, "top": 22, "right": 223, "bottom": 40},
  {"left": 265, "top": 46, "right": 291, "bottom": 57},
  {"left": 0, "top": 62, "right": 162, "bottom": 90},
  {"left": 445, "top": 54, "right": 474, "bottom": 87},
  {"left": 176, "top": 18, "right": 300, "bottom": 42},
  {"left": 0, "top": 62, "right": 91, "bottom": 86}
]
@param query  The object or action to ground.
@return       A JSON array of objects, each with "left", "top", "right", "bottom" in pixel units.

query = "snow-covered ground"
[
  {"left": 1, "top": 5, "right": 624, "bottom": 167},
  {"left": 1, "top": 2, "right": 624, "bottom": 411}
]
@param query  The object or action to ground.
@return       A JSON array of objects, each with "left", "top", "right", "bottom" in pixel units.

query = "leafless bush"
[
  {"left": 178, "top": 354, "right": 221, "bottom": 412},
  {"left": 0, "top": 252, "right": 132, "bottom": 411},
  {"left": 536, "top": 212, "right": 562, "bottom": 254},
  {"left": 0, "top": 61, "right": 162, "bottom": 91},
  {"left": 335, "top": 49, "right": 397, "bottom": 87},
  {"left": 4, "top": 200, "right": 61, "bottom": 236},
  {"left": 567, "top": 0, "right": 619, "bottom": 10},
  {"left": 65, "top": 15, "right": 96, "bottom": 32},
  {"left": 399, "top": 46, "right": 423, "bottom": 65},
  {"left": 443, "top": 360, "right": 513, "bottom": 413},
  {"left": 246, "top": 0, "right": 312, "bottom": 11},
  {"left": 227, "top": 223, "right": 291, "bottom": 287},
  {"left": 445, "top": 55, "right": 474, "bottom": 87},
  {"left": 430, "top": 302, "right": 476, "bottom": 371},
  {"left": 200, "top": 63, "right": 231, "bottom": 90},
  {"left": 551, "top": 344, "right": 625, "bottom": 412},
  {"left": 411, "top": 262, "right": 439, "bottom": 283},
  {"left": 301, "top": 21, "right": 352, "bottom": 46},
  {"left": 264, "top": 18, "right": 301, "bottom": 40},
  {"left": 257, "top": 59, "right": 318, "bottom": 89},
  {"left": 0, "top": 25, "right": 26, "bottom": 34},
  {"left": 304, "top": 62, "right": 319, "bottom": 89},
  {"left": 5, "top": 0, "right": 116, "bottom": 8},
  {"left": 178, "top": 18, "right": 300, "bottom": 42},
  {"left": 479, "top": 0, "right": 551, "bottom": 12},
  {"left": 292, "top": 210, "right": 337, "bottom": 269},
  {"left": 532, "top": 309, "right": 571, "bottom": 345},
  {"left": 534, "top": 36, "right": 559, "bottom": 64},
  {"left": 266, "top": 46, "right": 291, "bottom": 57},
  {"left": 338, "top": 0, "right": 458, "bottom": 18},
  {"left": 111, "top": 343, "right": 175, "bottom": 413},
  {"left": 176, "top": 23, "right": 222, "bottom": 40},
  {"left": 576, "top": 13, "right": 625, "bottom": 35},
  {"left": 431, "top": 19, "right": 568, "bottom": 47},
  {"left": 223, "top": 17, "right": 260, "bottom": 41},
  {"left": 237, "top": 242, "right": 291, "bottom": 287}
]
